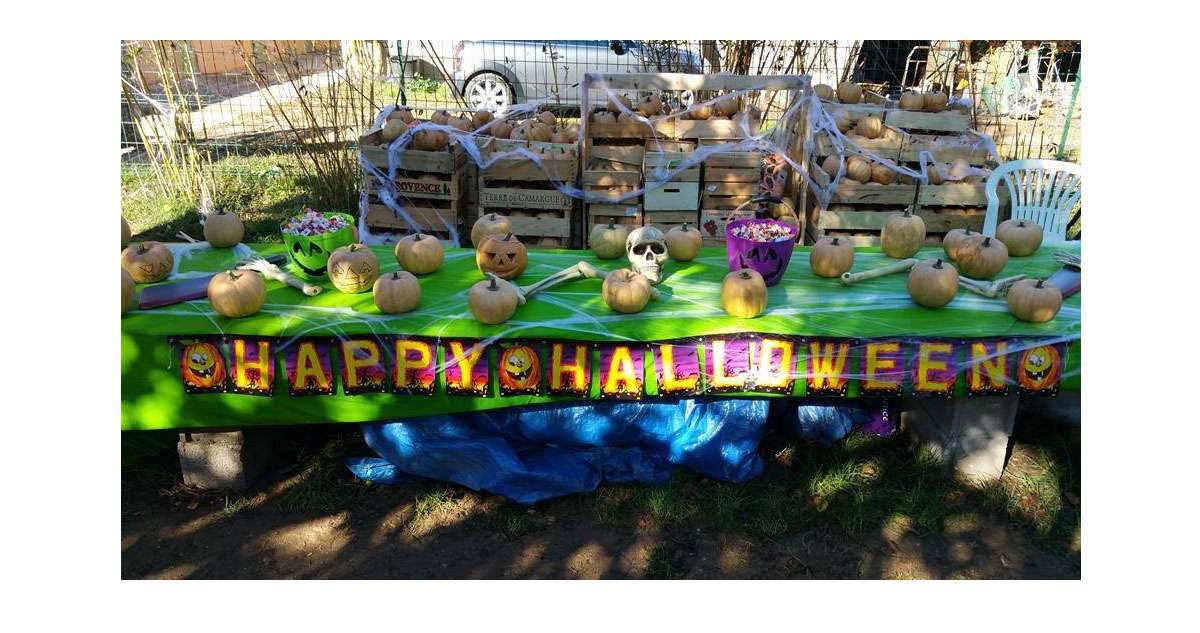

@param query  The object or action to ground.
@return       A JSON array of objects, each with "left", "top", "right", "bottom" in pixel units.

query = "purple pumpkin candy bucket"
[{"left": 725, "top": 218, "right": 798, "bottom": 287}]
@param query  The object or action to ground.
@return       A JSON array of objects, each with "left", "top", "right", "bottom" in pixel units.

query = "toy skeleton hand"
[
  {"left": 238, "top": 257, "right": 323, "bottom": 296},
  {"left": 958, "top": 274, "right": 1026, "bottom": 298}
]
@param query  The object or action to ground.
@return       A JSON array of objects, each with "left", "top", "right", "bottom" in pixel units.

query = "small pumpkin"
[
  {"left": 813, "top": 84, "right": 836, "bottom": 101},
  {"left": 926, "top": 163, "right": 946, "bottom": 185},
  {"left": 430, "top": 109, "right": 451, "bottom": 125},
  {"left": 121, "top": 241, "right": 173, "bottom": 283},
  {"left": 665, "top": 223, "right": 703, "bottom": 261},
  {"left": 468, "top": 277, "right": 521, "bottom": 324},
  {"left": 381, "top": 118, "right": 408, "bottom": 142},
  {"left": 923, "top": 91, "right": 948, "bottom": 112},
  {"left": 941, "top": 227, "right": 978, "bottom": 261},
  {"left": 412, "top": 128, "right": 449, "bottom": 151},
  {"left": 833, "top": 111, "right": 853, "bottom": 133},
  {"left": 637, "top": 94, "right": 663, "bottom": 117},
  {"left": 995, "top": 219, "right": 1044, "bottom": 256},
  {"left": 394, "top": 233, "right": 444, "bottom": 274},
  {"left": 121, "top": 268, "right": 135, "bottom": 314},
  {"left": 472, "top": 109, "right": 494, "bottom": 129},
  {"left": 836, "top": 82, "right": 863, "bottom": 104},
  {"left": 207, "top": 269, "right": 266, "bottom": 318},
  {"left": 475, "top": 233, "right": 528, "bottom": 280},
  {"left": 870, "top": 163, "right": 896, "bottom": 185},
  {"left": 550, "top": 126, "right": 573, "bottom": 144},
  {"left": 602, "top": 268, "right": 653, "bottom": 314},
  {"left": 1007, "top": 278, "right": 1063, "bottom": 323},
  {"left": 387, "top": 107, "right": 416, "bottom": 124},
  {"left": 955, "top": 236, "right": 1009, "bottom": 280},
  {"left": 203, "top": 209, "right": 244, "bottom": 248},
  {"left": 471, "top": 213, "right": 512, "bottom": 247},
  {"left": 821, "top": 155, "right": 841, "bottom": 178},
  {"left": 881, "top": 209, "right": 926, "bottom": 258},
  {"left": 714, "top": 94, "right": 742, "bottom": 117},
  {"left": 489, "top": 119, "right": 513, "bottom": 139},
  {"left": 327, "top": 243, "right": 380, "bottom": 293},
  {"left": 721, "top": 268, "right": 768, "bottom": 318},
  {"left": 527, "top": 122, "right": 553, "bottom": 142},
  {"left": 373, "top": 271, "right": 421, "bottom": 314},
  {"left": 121, "top": 216, "right": 131, "bottom": 249},
  {"left": 592, "top": 111, "right": 617, "bottom": 125},
  {"left": 690, "top": 103, "right": 714, "bottom": 120},
  {"left": 845, "top": 156, "right": 872, "bottom": 183},
  {"left": 447, "top": 116, "right": 472, "bottom": 133},
  {"left": 537, "top": 110, "right": 557, "bottom": 126},
  {"left": 590, "top": 222, "right": 630, "bottom": 259},
  {"left": 856, "top": 115, "right": 883, "bottom": 139},
  {"left": 907, "top": 259, "right": 959, "bottom": 308},
  {"left": 607, "top": 93, "right": 633, "bottom": 113},
  {"left": 899, "top": 91, "right": 924, "bottom": 111},
  {"left": 810, "top": 236, "right": 854, "bottom": 278}
]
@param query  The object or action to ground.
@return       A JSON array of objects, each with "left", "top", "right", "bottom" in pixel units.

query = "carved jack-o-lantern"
[
  {"left": 475, "top": 233, "right": 528, "bottom": 280},
  {"left": 327, "top": 244, "right": 380, "bottom": 294}
]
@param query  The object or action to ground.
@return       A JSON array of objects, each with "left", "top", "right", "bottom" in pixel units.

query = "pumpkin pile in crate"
[{"left": 477, "top": 133, "right": 578, "bottom": 249}]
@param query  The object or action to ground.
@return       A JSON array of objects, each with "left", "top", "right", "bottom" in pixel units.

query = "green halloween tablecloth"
[{"left": 121, "top": 243, "right": 1080, "bottom": 430}]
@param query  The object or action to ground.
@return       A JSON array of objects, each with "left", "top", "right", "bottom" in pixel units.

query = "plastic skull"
[{"left": 626, "top": 226, "right": 667, "bottom": 284}]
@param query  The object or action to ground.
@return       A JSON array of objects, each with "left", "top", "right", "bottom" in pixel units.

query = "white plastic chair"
[{"left": 983, "top": 159, "right": 1081, "bottom": 244}]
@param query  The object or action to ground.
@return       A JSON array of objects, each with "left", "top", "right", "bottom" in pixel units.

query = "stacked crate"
[
  {"left": 583, "top": 113, "right": 667, "bottom": 241},
  {"left": 477, "top": 139, "right": 578, "bottom": 248},
  {"left": 642, "top": 140, "right": 700, "bottom": 234},
  {"left": 677, "top": 119, "right": 763, "bottom": 247},
  {"left": 359, "top": 126, "right": 468, "bottom": 241}
]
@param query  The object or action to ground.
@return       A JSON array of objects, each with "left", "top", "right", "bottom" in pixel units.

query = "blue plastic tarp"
[{"left": 347, "top": 399, "right": 769, "bottom": 504}]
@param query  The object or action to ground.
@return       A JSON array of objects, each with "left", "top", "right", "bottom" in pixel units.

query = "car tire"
[{"left": 464, "top": 72, "right": 514, "bottom": 112}]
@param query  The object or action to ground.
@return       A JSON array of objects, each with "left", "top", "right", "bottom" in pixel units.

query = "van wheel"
[{"left": 464, "top": 72, "right": 513, "bottom": 112}]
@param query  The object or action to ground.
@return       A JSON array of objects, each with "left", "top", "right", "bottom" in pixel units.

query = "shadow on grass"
[{"left": 121, "top": 414, "right": 1080, "bottom": 580}]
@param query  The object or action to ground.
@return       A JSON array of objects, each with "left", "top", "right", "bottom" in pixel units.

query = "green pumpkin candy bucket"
[{"left": 280, "top": 210, "right": 357, "bottom": 279}]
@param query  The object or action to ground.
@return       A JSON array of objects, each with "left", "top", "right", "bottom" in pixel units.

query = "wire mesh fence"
[{"left": 121, "top": 39, "right": 1081, "bottom": 169}]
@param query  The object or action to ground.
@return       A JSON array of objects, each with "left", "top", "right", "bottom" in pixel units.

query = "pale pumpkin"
[
  {"left": 121, "top": 241, "right": 173, "bottom": 283},
  {"left": 471, "top": 213, "right": 513, "bottom": 247},
  {"left": 472, "top": 109, "right": 493, "bottom": 129},
  {"left": 941, "top": 227, "right": 978, "bottom": 261},
  {"left": 430, "top": 109, "right": 451, "bottom": 125},
  {"left": 527, "top": 122, "right": 553, "bottom": 142},
  {"left": 387, "top": 107, "right": 416, "bottom": 124},
  {"left": 870, "top": 163, "right": 896, "bottom": 185},
  {"left": 607, "top": 93, "right": 633, "bottom": 113},
  {"left": 121, "top": 216, "right": 131, "bottom": 249},
  {"left": 690, "top": 103, "right": 714, "bottom": 120},
  {"left": 899, "top": 92, "right": 924, "bottom": 111},
  {"left": 394, "top": 233, "right": 444, "bottom": 274},
  {"left": 475, "top": 233, "right": 528, "bottom": 280},
  {"left": 907, "top": 259, "right": 959, "bottom": 308},
  {"left": 923, "top": 91, "right": 948, "bottom": 112},
  {"left": 810, "top": 236, "right": 854, "bottom": 278},
  {"left": 447, "top": 116, "right": 472, "bottom": 133},
  {"left": 995, "top": 219, "right": 1044, "bottom": 256},
  {"left": 602, "top": 268, "right": 653, "bottom": 314},
  {"left": 1006, "top": 278, "right": 1063, "bottom": 323},
  {"left": 327, "top": 243, "right": 380, "bottom": 293},
  {"left": 955, "top": 235, "right": 1009, "bottom": 280},
  {"left": 203, "top": 209, "right": 244, "bottom": 248},
  {"left": 926, "top": 163, "right": 945, "bottom": 185},
  {"left": 121, "top": 268, "right": 135, "bottom": 314},
  {"left": 592, "top": 111, "right": 617, "bottom": 125},
  {"left": 856, "top": 115, "right": 883, "bottom": 139},
  {"left": 821, "top": 155, "right": 841, "bottom": 178},
  {"left": 714, "top": 94, "right": 741, "bottom": 117},
  {"left": 468, "top": 277, "right": 521, "bottom": 324},
  {"left": 881, "top": 209, "right": 926, "bottom": 258},
  {"left": 637, "top": 94, "right": 663, "bottom": 117},
  {"left": 412, "top": 129, "right": 449, "bottom": 151},
  {"left": 836, "top": 82, "right": 863, "bottom": 104},
  {"left": 665, "top": 223, "right": 703, "bottom": 261},
  {"left": 846, "top": 156, "right": 872, "bottom": 183},
  {"left": 537, "top": 111, "right": 557, "bottom": 126},
  {"left": 373, "top": 271, "right": 421, "bottom": 314},
  {"left": 813, "top": 84, "right": 836, "bottom": 101},
  {"left": 381, "top": 118, "right": 408, "bottom": 142},
  {"left": 833, "top": 111, "right": 853, "bottom": 133},
  {"left": 550, "top": 126, "right": 573, "bottom": 144},
  {"left": 589, "top": 222, "right": 630, "bottom": 259},
  {"left": 721, "top": 268, "right": 768, "bottom": 318},
  {"left": 489, "top": 119, "right": 513, "bottom": 139},
  {"left": 207, "top": 269, "right": 266, "bottom": 318}
]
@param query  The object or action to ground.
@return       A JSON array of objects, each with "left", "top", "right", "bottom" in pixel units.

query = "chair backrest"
[{"left": 983, "top": 159, "right": 1082, "bottom": 244}]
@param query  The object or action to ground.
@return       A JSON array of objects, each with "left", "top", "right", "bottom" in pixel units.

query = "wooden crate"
[
  {"left": 584, "top": 143, "right": 644, "bottom": 246},
  {"left": 359, "top": 124, "right": 469, "bottom": 238},
  {"left": 643, "top": 210, "right": 697, "bottom": 235},
  {"left": 478, "top": 139, "right": 578, "bottom": 248},
  {"left": 698, "top": 208, "right": 755, "bottom": 247}
]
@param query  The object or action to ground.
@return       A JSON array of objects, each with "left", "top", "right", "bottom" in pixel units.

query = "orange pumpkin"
[
  {"left": 880, "top": 210, "right": 926, "bottom": 258},
  {"left": 394, "top": 233, "right": 444, "bottom": 274},
  {"left": 1006, "top": 278, "right": 1063, "bottom": 323},
  {"left": 471, "top": 213, "right": 512, "bottom": 247},
  {"left": 602, "top": 268, "right": 654, "bottom": 314},
  {"left": 207, "top": 269, "right": 266, "bottom": 318},
  {"left": 721, "top": 268, "right": 768, "bottom": 318},
  {"left": 373, "top": 271, "right": 421, "bottom": 314},
  {"left": 907, "top": 259, "right": 959, "bottom": 308},
  {"left": 121, "top": 241, "right": 173, "bottom": 283},
  {"left": 956, "top": 235, "right": 1009, "bottom": 280},
  {"left": 810, "top": 236, "right": 854, "bottom": 278}
]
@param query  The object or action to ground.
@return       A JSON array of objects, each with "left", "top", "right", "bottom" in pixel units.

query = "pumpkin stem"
[
  {"left": 228, "top": 270, "right": 242, "bottom": 280},
  {"left": 607, "top": 221, "right": 615, "bottom": 229},
  {"left": 1035, "top": 279, "right": 1045, "bottom": 288},
  {"left": 392, "top": 271, "right": 400, "bottom": 279},
  {"left": 982, "top": 237, "right": 992, "bottom": 247},
  {"left": 137, "top": 243, "right": 148, "bottom": 254},
  {"left": 740, "top": 270, "right": 752, "bottom": 279},
  {"left": 487, "top": 277, "right": 498, "bottom": 290},
  {"left": 831, "top": 237, "right": 840, "bottom": 245},
  {"left": 504, "top": 233, "right": 514, "bottom": 240},
  {"left": 933, "top": 259, "right": 944, "bottom": 268}
]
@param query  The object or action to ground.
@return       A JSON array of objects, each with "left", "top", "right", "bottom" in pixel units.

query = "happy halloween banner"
[{"left": 169, "top": 334, "right": 1068, "bottom": 400}]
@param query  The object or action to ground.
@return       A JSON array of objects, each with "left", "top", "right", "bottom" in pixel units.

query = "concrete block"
[
  {"left": 902, "top": 395, "right": 1019, "bottom": 483},
  {"left": 177, "top": 431, "right": 272, "bottom": 490}
]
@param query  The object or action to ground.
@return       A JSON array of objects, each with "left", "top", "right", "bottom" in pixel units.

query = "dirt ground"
[{"left": 121, "top": 421, "right": 1080, "bottom": 580}]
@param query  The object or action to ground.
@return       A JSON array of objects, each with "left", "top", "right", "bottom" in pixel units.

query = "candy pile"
[
  {"left": 730, "top": 221, "right": 794, "bottom": 243},
  {"left": 282, "top": 210, "right": 349, "bottom": 236}
]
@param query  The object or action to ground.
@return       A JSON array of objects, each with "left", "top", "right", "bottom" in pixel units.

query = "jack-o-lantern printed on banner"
[
  {"left": 227, "top": 336, "right": 274, "bottom": 396},
  {"left": 654, "top": 342, "right": 701, "bottom": 397},
  {"left": 806, "top": 339, "right": 851, "bottom": 396},
  {"left": 598, "top": 343, "right": 644, "bottom": 400},
  {"left": 174, "top": 337, "right": 227, "bottom": 394},
  {"left": 966, "top": 339, "right": 1013, "bottom": 397},
  {"left": 443, "top": 340, "right": 490, "bottom": 397},
  {"left": 339, "top": 337, "right": 389, "bottom": 395},
  {"left": 393, "top": 337, "right": 436, "bottom": 395},
  {"left": 748, "top": 336, "right": 796, "bottom": 394},
  {"left": 860, "top": 340, "right": 905, "bottom": 397},
  {"left": 1015, "top": 341, "right": 1063, "bottom": 396},
  {"left": 704, "top": 337, "right": 751, "bottom": 394},
  {"left": 283, "top": 338, "right": 334, "bottom": 396},
  {"left": 545, "top": 341, "right": 591, "bottom": 398},
  {"left": 498, "top": 341, "right": 542, "bottom": 396},
  {"left": 911, "top": 340, "right": 957, "bottom": 397}
]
